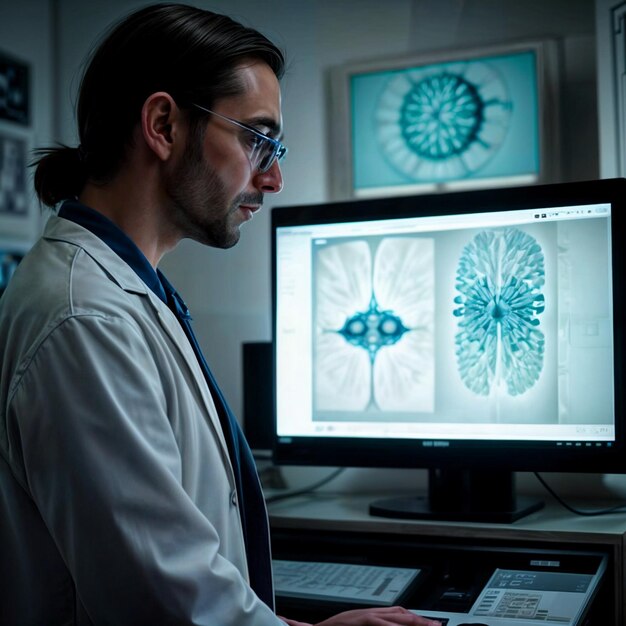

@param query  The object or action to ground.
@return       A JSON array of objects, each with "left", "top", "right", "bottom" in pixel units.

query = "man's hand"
[{"left": 280, "top": 606, "right": 441, "bottom": 626}]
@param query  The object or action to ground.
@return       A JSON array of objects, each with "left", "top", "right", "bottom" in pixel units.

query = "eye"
[{"left": 243, "top": 129, "right": 265, "bottom": 150}]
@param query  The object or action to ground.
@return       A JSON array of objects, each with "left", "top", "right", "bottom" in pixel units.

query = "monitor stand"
[{"left": 369, "top": 468, "right": 544, "bottom": 523}]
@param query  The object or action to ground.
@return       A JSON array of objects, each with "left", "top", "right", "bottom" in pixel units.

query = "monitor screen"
[
  {"left": 329, "top": 40, "right": 560, "bottom": 200},
  {"left": 271, "top": 179, "right": 625, "bottom": 522}
]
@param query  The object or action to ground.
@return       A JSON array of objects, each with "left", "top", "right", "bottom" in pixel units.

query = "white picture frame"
[{"left": 0, "top": 120, "right": 38, "bottom": 244}]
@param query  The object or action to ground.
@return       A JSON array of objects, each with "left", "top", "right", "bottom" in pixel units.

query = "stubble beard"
[{"left": 165, "top": 136, "right": 261, "bottom": 250}]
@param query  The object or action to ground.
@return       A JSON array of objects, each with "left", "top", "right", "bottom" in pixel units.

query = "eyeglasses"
[{"left": 191, "top": 103, "right": 287, "bottom": 174}]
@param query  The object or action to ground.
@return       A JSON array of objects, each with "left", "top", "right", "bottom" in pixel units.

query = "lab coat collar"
[{"left": 41, "top": 212, "right": 237, "bottom": 484}]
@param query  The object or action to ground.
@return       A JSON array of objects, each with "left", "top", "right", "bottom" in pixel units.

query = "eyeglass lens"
[{"left": 253, "top": 141, "right": 280, "bottom": 173}]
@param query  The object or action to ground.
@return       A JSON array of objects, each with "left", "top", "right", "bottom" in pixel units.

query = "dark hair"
[{"left": 33, "top": 3, "right": 285, "bottom": 207}]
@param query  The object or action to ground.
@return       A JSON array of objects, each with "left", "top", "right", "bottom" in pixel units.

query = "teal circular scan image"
[
  {"left": 400, "top": 72, "right": 484, "bottom": 161},
  {"left": 375, "top": 61, "right": 513, "bottom": 183}
]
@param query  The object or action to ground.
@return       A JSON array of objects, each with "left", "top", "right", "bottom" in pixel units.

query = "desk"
[{"left": 268, "top": 493, "right": 626, "bottom": 624}]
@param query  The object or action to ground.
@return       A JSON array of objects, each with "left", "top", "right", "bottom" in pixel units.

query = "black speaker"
[{"left": 242, "top": 341, "right": 274, "bottom": 453}]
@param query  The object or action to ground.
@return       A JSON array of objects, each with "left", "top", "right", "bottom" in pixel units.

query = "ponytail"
[{"left": 32, "top": 145, "right": 89, "bottom": 208}]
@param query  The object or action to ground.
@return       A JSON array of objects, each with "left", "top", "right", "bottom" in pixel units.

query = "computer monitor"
[{"left": 271, "top": 178, "right": 625, "bottom": 523}]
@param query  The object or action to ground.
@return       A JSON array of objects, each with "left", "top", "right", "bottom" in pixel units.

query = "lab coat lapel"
[
  {"left": 45, "top": 216, "right": 236, "bottom": 480},
  {"left": 151, "top": 297, "right": 234, "bottom": 472}
]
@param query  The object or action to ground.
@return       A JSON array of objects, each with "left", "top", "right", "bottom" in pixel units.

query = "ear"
[{"left": 140, "top": 92, "right": 183, "bottom": 162}]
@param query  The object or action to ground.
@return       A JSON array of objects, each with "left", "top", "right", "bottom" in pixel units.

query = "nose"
[{"left": 253, "top": 159, "right": 283, "bottom": 194}]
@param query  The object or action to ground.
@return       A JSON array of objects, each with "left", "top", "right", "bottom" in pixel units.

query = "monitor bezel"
[{"left": 271, "top": 178, "right": 625, "bottom": 475}]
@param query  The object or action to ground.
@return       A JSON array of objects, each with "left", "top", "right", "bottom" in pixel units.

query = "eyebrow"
[{"left": 244, "top": 116, "right": 283, "bottom": 140}]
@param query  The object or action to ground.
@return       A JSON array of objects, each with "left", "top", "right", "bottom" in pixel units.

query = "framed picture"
[
  {"left": 329, "top": 40, "right": 560, "bottom": 200},
  {"left": 0, "top": 122, "right": 37, "bottom": 243},
  {"left": 0, "top": 50, "right": 30, "bottom": 126},
  {"left": 0, "top": 126, "right": 28, "bottom": 216},
  {"left": 0, "top": 49, "right": 37, "bottom": 246}
]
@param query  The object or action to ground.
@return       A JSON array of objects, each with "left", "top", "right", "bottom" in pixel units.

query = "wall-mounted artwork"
[
  {"left": 0, "top": 121, "right": 36, "bottom": 243},
  {"left": 0, "top": 51, "right": 30, "bottom": 126},
  {"left": 0, "top": 130, "right": 28, "bottom": 216},
  {"left": 330, "top": 41, "right": 560, "bottom": 199},
  {"left": 0, "top": 49, "right": 36, "bottom": 248}
]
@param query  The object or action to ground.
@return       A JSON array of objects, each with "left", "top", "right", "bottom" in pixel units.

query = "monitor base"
[
  {"left": 370, "top": 469, "right": 544, "bottom": 523},
  {"left": 369, "top": 494, "right": 544, "bottom": 523}
]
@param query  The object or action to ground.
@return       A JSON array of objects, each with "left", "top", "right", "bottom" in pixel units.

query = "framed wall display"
[
  {"left": 0, "top": 127, "right": 28, "bottom": 216},
  {"left": 0, "top": 49, "right": 37, "bottom": 246},
  {"left": 329, "top": 40, "right": 560, "bottom": 200},
  {"left": 0, "top": 121, "right": 37, "bottom": 242},
  {"left": 0, "top": 50, "right": 30, "bottom": 126}
]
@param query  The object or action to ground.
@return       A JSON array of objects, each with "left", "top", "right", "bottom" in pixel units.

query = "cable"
[
  {"left": 265, "top": 467, "right": 346, "bottom": 504},
  {"left": 534, "top": 472, "right": 626, "bottom": 516}
]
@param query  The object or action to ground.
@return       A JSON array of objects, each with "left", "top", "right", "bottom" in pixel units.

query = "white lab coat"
[{"left": 0, "top": 215, "right": 283, "bottom": 625}]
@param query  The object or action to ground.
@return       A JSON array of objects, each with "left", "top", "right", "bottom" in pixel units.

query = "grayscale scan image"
[{"left": 313, "top": 236, "right": 434, "bottom": 419}]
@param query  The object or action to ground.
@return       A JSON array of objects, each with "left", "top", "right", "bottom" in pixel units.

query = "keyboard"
[{"left": 272, "top": 559, "right": 421, "bottom": 606}]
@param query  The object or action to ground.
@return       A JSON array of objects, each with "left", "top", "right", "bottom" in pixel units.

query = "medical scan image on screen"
[
  {"left": 313, "top": 235, "right": 435, "bottom": 417},
  {"left": 350, "top": 49, "right": 540, "bottom": 193},
  {"left": 274, "top": 203, "right": 614, "bottom": 444},
  {"left": 453, "top": 226, "right": 546, "bottom": 398}
]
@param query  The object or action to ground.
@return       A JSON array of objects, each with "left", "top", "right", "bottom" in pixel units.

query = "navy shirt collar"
[{"left": 58, "top": 199, "right": 169, "bottom": 305}]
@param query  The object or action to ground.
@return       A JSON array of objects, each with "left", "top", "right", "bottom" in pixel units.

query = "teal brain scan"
[
  {"left": 314, "top": 237, "right": 434, "bottom": 414},
  {"left": 375, "top": 61, "right": 512, "bottom": 182},
  {"left": 453, "top": 227, "right": 545, "bottom": 396},
  {"left": 400, "top": 72, "right": 484, "bottom": 161}
]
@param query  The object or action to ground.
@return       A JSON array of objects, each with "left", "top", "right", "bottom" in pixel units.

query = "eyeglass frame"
[{"left": 190, "top": 103, "right": 287, "bottom": 174}]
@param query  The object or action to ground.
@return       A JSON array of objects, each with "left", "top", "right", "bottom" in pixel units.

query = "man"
[{"left": 0, "top": 4, "right": 440, "bottom": 625}]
